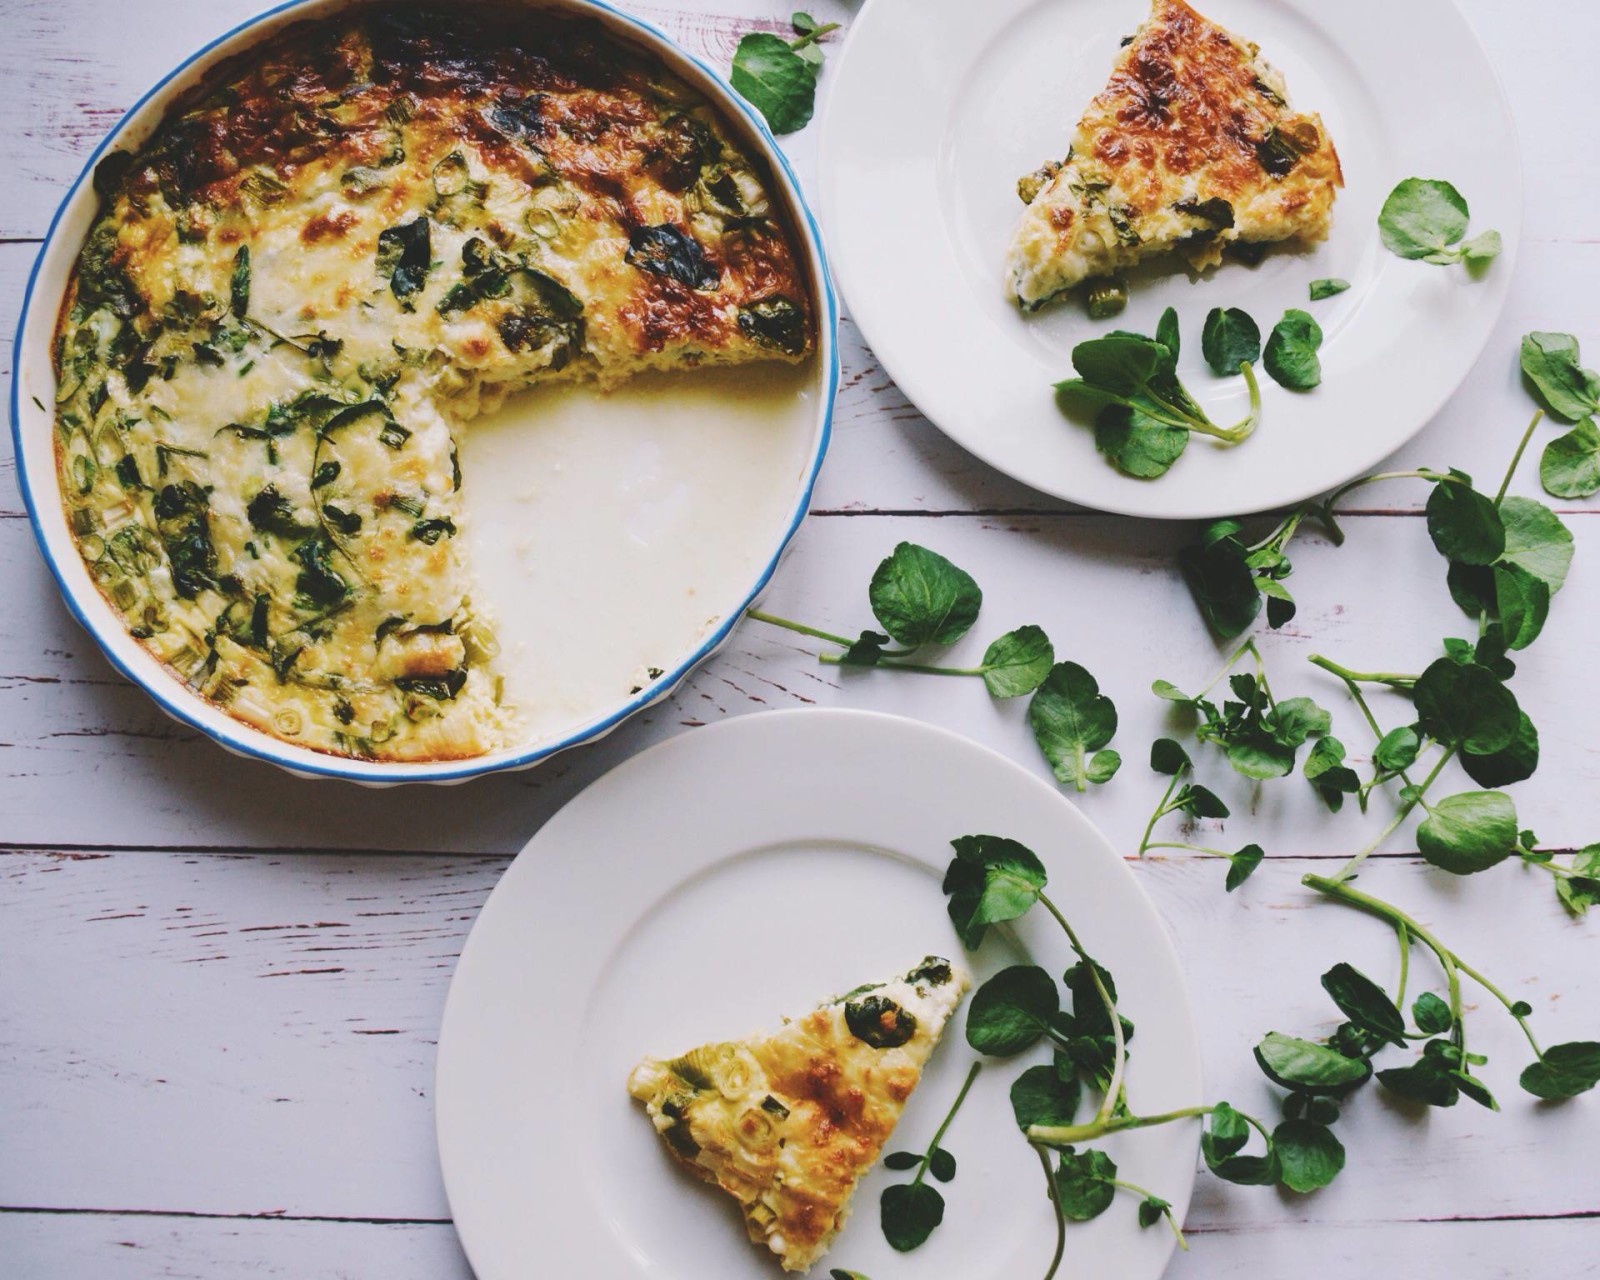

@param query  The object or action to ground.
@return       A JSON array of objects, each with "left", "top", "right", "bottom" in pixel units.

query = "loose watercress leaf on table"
[
  {"left": 1010, "top": 1062, "right": 1082, "bottom": 1129},
  {"left": 869, "top": 543, "right": 982, "bottom": 647},
  {"left": 966, "top": 965, "right": 1059, "bottom": 1056},
  {"left": 1201, "top": 307, "right": 1261, "bottom": 376},
  {"left": 1320, "top": 963, "right": 1405, "bottom": 1047},
  {"left": 1520, "top": 331, "right": 1600, "bottom": 422},
  {"left": 1459, "top": 711, "right": 1539, "bottom": 787},
  {"left": 1497, "top": 496, "right": 1574, "bottom": 592},
  {"left": 880, "top": 1181, "right": 944, "bottom": 1251},
  {"left": 1225, "top": 843, "right": 1265, "bottom": 892},
  {"left": 1555, "top": 846, "right": 1600, "bottom": 917},
  {"left": 1375, "top": 725, "right": 1422, "bottom": 773},
  {"left": 1492, "top": 564, "right": 1549, "bottom": 652},
  {"left": 981, "top": 624, "right": 1054, "bottom": 697},
  {"left": 1304, "top": 737, "right": 1361, "bottom": 811},
  {"left": 1086, "top": 748, "right": 1122, "bottom": 784},
  {"left": 731, "top": 33, "right": 818, "bottom": 135},
  {"left": 1425, "top": 473, "right": 1504, "bottom": 564},
  {"left": 1254, "top": 1031, "right": 1372, "bottom": 1093},
  {"left": 1412, "top": 658, "right": 1519, "bottom": 755},
  {"left": 1377, "top": 1041, "right": 1462, "bottom": 1107},
  {"left": 1540, "top": 419, "right": 1600, "bottom": 498},
  {"left": 1263, "top": 309, "right": 1323, "bottom": 390},
  {"left": 928, "top": 1148, "right": 957, "bottom": 1183},
  {"left": 943, "top": 835, "right": 1047, "bottom": 948},
  {"left": 1178, "top": 520, "right": 1262, "bottom": 637},
  {"left": 1202, "top": 1103, "right": 1280, "bottom": 1185},
  {"left": 1413, "top": 992, "right": 1454, "bottom": 1036},
  {"left": 881, "top": 1151, "right": 921, "bottom": 1171},
  {"left": 1175, "top": 783, "right": 1230, "bottom": 820},
  {"left": 1416, "top": 790, "right": 1519, "bottom": 874},
  {"left": 1520, "top": 1042, "right": 1600, "bottom": 1099},
  {"left": 1028, "top": 662, "right": 1119, "bottom": 791},
  {"left": 1151, "top": 737, "right": 1192, "bottom": 775},
  {"left": 839, "top": 629, "right": 893, "bottom": 666},
  {"left": 1309, "top": 278, "right": 1350, "bottom": 300},
  {"left": 1054, "top": 1148, "right": 1118, "bottom": 1221},
  {"left": 1378, "top": 178, "right": 1470, "bottom": 260},
  {"left": 1272, "top": 1119, "right": 1345, "bottom": 1192}
]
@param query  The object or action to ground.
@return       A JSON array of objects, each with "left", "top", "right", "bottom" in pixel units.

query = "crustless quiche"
[
  {"left": 1007, "top": 0, "right": 1342, "bottom": 310},
  {"left": 628, "top": 956, "right": 970, "bottom": 1272},
  {"left": 53, "top": 5, "right": 813, "bottom": 761}
]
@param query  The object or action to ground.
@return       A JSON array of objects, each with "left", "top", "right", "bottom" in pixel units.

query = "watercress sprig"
[
  {"left": 1379, "top": 178, "right": 1502, "bottom": 269},
  {"left": 878, "top": 1061, "right": 981, "bottom": 1252},
  {"left": 730, "top": 11, "right": 841, "bottom": 135},
  {"left": 1520, "top": 331, "right": 1600, "bottom": 498}
]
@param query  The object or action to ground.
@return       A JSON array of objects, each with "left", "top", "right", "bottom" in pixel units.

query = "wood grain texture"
[{"left": 2, "top": 850, "right": 1595, "bottom": 1233}]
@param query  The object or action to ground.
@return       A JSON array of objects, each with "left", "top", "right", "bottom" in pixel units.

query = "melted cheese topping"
[
  {"left": 1007, "top": 0, "right": 1342, "bottom": 309},
  {"left": 53, "top": 5, "right": 813, "bottom": 761},
  {"left": 628, "top": 957, "right": 970, "bottom": 1273}
]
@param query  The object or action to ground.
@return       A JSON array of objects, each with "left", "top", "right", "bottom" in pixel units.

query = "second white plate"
[
  {"left": 819, "top": 0, "right": 1521, "bottom": 518},
  {"left": 436, "top": 708, "right": 1201, "bottom": 1280}
]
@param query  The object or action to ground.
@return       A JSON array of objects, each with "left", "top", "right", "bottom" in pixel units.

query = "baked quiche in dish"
[
  {"left": 51, "top": 4, "right": 813, "bottom": 762},
  {"left": 628, "top": 956, "right": 970, "bottom": 1272},
  {"left": 1006, "top": 0, "right": 1342, "bottom": 311}
]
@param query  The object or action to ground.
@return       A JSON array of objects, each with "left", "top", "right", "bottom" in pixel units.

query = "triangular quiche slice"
[
  {"left": 1006, "top": 0, "right": 1343, "bottom": 310},
  {"left": 627, "top": 956, "right": 970, "bottom": 1272}
]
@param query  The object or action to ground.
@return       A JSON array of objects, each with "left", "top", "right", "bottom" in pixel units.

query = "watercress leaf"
[
  {"left": 791, "top": 10, "right": 818, "bottom": 35},
  {"left": 1375, "top": 725, "right": 1422, "bottom": 773},
  {"left": 840, "top": 629, "right": 893, "bottom": 667},
  {"left": 1498, "top": 495, "right": 1574, "bottom": 593},
  {"left": 1201, "top": 307, "right": 1262, "bottom": 376},
  {"left": 1226, "top": 732, "right": 1295, "bottom": 780},
  {"left": 1304, "top": 738, "right": 1360, "bottom": 810},
  {"left": 1309, "top": 278, "right": 1350, "bottom": 300},
  {"left": 1447, "top": 561, "right": 1498, "bottom": 616},
  {"left": 869, "top": 543, "right": 982, "bottom": 647},
  {"left": 943, "top": 835, "right": 1048, "bottom": 949},
  {"left": 1152, "top": 679, "right": 1196, "bottom": 705},
  {"left": 928, "top": 1148, "right": 957, "bottom": 1183},
  {"left": 1262, "top": 582, "right": 1297, "bottom": 629},
  {"left": 1263, "top": 309, "right": 1323, "bottom": 390},
  {"left": 1459, "top": 711, "right": 1539, "bottom": 788},
  {"left": 1274, "top": 696, "right": 1332, "bottom": 747},
  {"left": 1377, "top": 1047, "right": 1460, "bottom": 1108},
  {"left": 1453, "top": 1070, "right": 1500, "bottom": 1111},
  {"left": 1493, "top": 563, "right": 1549, "bottom": 651},
  {"left": 1379, "top": 178, "right": 1470, "bottom": 259},
  {"left": 1070, "top": 333, "right": 1169, "bottom": 395},
  {"left": 1254, "top": 1031, "right": 1372, "bottom": 1093},
  {"left": 1520, "top": 332, "right": 1600, "bottom": 422},
  {"left": 882, "top": 1151, "right": 921, "bottom": 1171},
  {"left": 1226, "top": 844, "right": 1265, "bottom": 892},
  {"left": 1178, "top": 527, "right": 1261, "bottom": 638},
  {"left": 1054, "top": 1148, "right": 1118, "bottom": 1221},
  {"left": 1155, "top": 306, "right": 1181, "bottom": 360},
  {"left": 1416, "top": 790, "right": 1519, "bottom": 874},
  {"left": 1176, "top": 783, "right": 1230, "bottom": 820},
  {"left": 1413, "top": 992, "right": 1453, "bottom": 1035},
  {"left": 1555, "top": 845, "right": 1600, "bottom": 917},
  {"left": 1010, "top": 1062, "right": 1082, "bottom": 1129},
  {"left": 1029, "top": 662, "right": 1118, "bottom": 790},
  {"left": 829, "top": 1272, "right": 870, "bottom": 1280},
  {"left": 1540, "top": 419, "right": 1600, "bottom": 499},
  {"left": 1320, "top": 963, "right": 1405, "bottom": 1046},
  {"left": 1425, "top": 475, "right": 1505, "bottom": 565},
  {"left": 1459, "top": 228, "right": 1502, "bottom": 267},
  {"left": 1137, "top": 1195, "right": 1172, "bottom": 1229},
  {"left": 1210, "top": 1150, "right": 1281, "bottom": 1186},
  {"left": 1272, "top": 1119, "right": 1346, "bottom": 1192},
  {"left": 1520, "top": 1042, "right": 1600, "bottom": 1100},
  {"left": 1150, "top": 737, "right": 1192, "bottom": 775},
  {"left": 1412, "top": 658, "right": 1519, "bottom": 755},
  {"left": 1202, "top": 1102, "right": 1249, "bottom": 1162},
  {"left": 730, "top": 33, "right": 818, "bottom": 135},
  {"left": 1093, "top": 403, "right": 1189, "bottom": 478},
  {"left": 880, "top": 1180, "right": 945, "bottom": 1252},
  {"left": 967, "top": 965, "right": 1059, "bottom": 1057},
  {"left": 981, "top": 624, "right": 1055, "bottom": 698}
]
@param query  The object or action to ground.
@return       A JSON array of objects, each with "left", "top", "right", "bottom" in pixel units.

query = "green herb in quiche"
[
  {"left": 731, "top": 11, "right": 840, "bottom": 135},
  {"left": 376, "top": 216, "right": 433, "bottom": 310},
  {"left": 1378, "top": 178, "right": 1502, "bottom": 268},
  {"left": 878, "top": 1061, "right": 980, "bottom": 1252}
]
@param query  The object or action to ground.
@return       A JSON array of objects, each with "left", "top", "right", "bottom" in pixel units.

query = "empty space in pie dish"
[{"left": 458, "top": 359, "right": 821, "bottom": 748}]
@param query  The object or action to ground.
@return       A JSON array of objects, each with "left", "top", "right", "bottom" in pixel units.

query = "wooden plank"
[
  {"left": 2, "top": 850, "right": 1595, "bottom": 1225},
  {"left": 2, "top": 1208, "right": 1596, "bottom": 1280},
  {"left": 1, "top": 498, "right": 1598, "bottom": 856}
]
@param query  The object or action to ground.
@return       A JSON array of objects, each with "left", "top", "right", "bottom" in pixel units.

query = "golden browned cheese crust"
[
  {"left": 1007, "top": 0, "right": 1342, "bottom": 308},
  {"left": 627, "top": 959, "right": 969, "bottom": 1272},
  {"left": 52, "top": 5, "right": 812, "bottom": 761}
]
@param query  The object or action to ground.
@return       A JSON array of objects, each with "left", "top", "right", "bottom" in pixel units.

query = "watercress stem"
[
  {"left": 1494, "top": 410, "right": 1544, "bottom": 506},
  {"left": 1451, "top": 957, "right": 1543, "bottom": 1058},
  {"left": 1110, "top": 1179, "right": 1189, "bottom": 1249},
  {"left": 1137, "top": 773, "right": 1185, "bottom": 857},
  {"left": 1035, "top": 1144, "right": 1067, "bottom": 1280},
  {"left": 1038, "top": 892, "right": 1125, "bottom": 1123},
  {"left": 818, "top": 654, "right": 984, "bottom": 677},
  {"left": 1307, "top": 654, "right": 1418, "bottom": 690},
  {"left": 1395, "top": 921, "right": 1412, "bottom": 1011},
  {"left": 1326, "top": 744, "right": 1456, "bottom": 884},
  {"left": 745, "top": 608, "right": 853, "bottom": 649},
  {"left": 911, "top": 1061, "right": 982, "bottom": 1187},
  {"left": 1027, "top": 1103, "right": 1215, "bottom": 1147},
  {"left": 1143, "top": 841, "right": 1233, "bottom": 860}
]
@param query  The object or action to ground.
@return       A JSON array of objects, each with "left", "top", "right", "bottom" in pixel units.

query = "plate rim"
[
  {"left": 8, "top": 0, "right": 840, "bottom": 785},
  {"left": 816, "top": 0, "right": 1524, "bottom": 519},
  {"left": 434, "top": 706, "right": 1205, "bottom": 1278}
]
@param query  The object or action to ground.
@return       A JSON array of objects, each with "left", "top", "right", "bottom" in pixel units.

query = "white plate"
[
  {"left": 436, "top": 709, "right": 1202, "bottom": 1279},
  {"left": 818, "top": 0, "right": 1521, "bottom": 518}
]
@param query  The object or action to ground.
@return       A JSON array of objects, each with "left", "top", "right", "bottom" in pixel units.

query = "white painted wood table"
[{"left": 3, "top": 1, "right": 1598, "bottom": 1275}]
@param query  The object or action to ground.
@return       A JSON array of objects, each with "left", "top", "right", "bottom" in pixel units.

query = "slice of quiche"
[
  {"left": 1006, "top": 0, "right": 1342, "bottom": 310},
  {"left": 628, "top": 956, "right": 970, "bottom": 1272}
]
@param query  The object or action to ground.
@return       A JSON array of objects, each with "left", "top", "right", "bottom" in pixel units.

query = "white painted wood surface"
[{"left": 2, "top": 0, "right": 1598, "bottom": 1276}]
